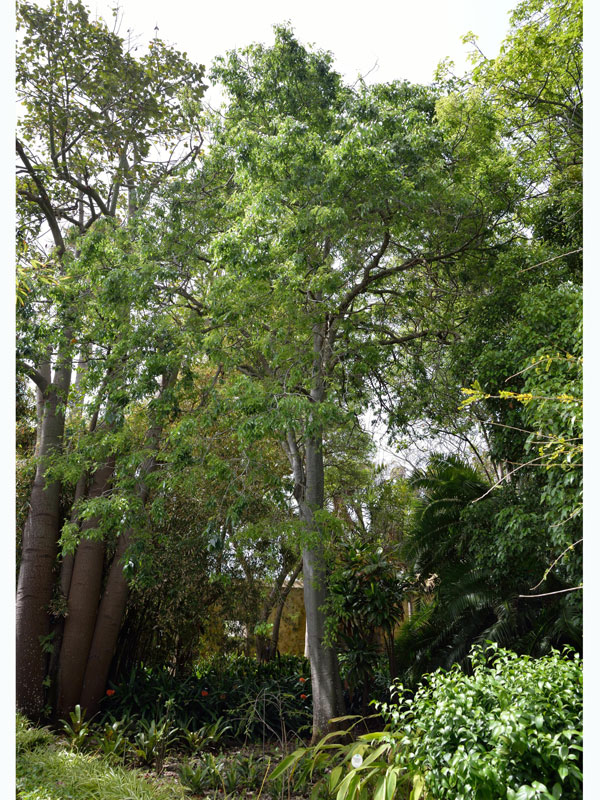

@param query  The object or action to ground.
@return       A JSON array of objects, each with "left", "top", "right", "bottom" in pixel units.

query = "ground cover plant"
[{"left": 16, "top": 714, "right": 186, "bottom": 800}]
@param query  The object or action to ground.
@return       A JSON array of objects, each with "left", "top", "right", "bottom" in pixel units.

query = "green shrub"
[
  {"left": 272, "top": 645, "right": 582, "bottom": 800},
  {"left": 102, "top": 653, "right": 312, "bottom": 741},
  {"left": 382, "top": 644, "right": 582, "bottom": 800}
]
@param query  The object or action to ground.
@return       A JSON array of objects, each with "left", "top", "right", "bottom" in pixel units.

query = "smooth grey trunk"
[
  {"left": 16, "top": 354, "right": 72, "bottom": 719},
  {"left": 283, "top": 325, "right": 345, "bottom": 739},
  {"left": 301, "top": 431, "right": 345, "bottom": 742},
  {"left": 34, "top": 356, "right": 52, "bottom": 459}
]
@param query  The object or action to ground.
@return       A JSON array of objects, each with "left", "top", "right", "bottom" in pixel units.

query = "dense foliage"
[
  {"left": 16, "top": 0, "right": 582, "bottom": 786},
  {"left": 101, "top": 654, "right": 313, "bottom": 742},
  {"left": 273, "top": 645, "right": 582, "bottom": 800}
]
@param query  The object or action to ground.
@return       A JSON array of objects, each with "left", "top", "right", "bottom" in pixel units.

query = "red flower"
[
  {"left": 201, "top": 690, "right": 209, "bottom": 697},
  {"left": 106, "top": 689, "right": 115, "bottom": 697},
  {"left": 300, "top": 693, "right": 307, "bottom": 700},
  {"left": 219, "top": 693, "right": 226, "bottom": 700},
  {"left": 299, "top": 677, "right": 306, "bottom": 683}
]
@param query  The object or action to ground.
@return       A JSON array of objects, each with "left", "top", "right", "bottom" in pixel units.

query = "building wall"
[
  {"left": 274, "top": 586, "right": 421, "bottom": 657},
  {"left": 269, "top": 585, "right": 306, "bottom": 656}
]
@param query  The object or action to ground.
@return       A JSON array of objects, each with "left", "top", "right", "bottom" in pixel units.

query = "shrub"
[
  {"left": 272, "top": 645, "right": 582, "bottom": 800},
  {"left": 381, "top": 644, "right": 582, "bottom": 800},
  {"left": 102, "top": 653, "right": 312, "bottom": 741}
]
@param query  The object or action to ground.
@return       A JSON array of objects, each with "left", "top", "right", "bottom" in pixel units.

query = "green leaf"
[
  {"left": 373, "top": 775, "right": 387, "bottom": 800},
  {"left": 386, "top": 770, "right": 397, "bottom": 800},
  {"left": 410, "top": 774, "right": 425, "bottom": 800},
  {"left": 269, "top": 748, "right": 306, "bottom": 781},
  {"left": 329, "top": 765, "right": 343, "bottom": 791}
]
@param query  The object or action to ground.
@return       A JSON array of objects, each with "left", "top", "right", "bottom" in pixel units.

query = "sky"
[{"left": 88, "top": 0, "right": 518, "bottom": 95}]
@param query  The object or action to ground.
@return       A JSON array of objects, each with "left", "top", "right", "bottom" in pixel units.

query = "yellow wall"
[
  {"left": 274, "top": 587, "right": 422, "bottom": 656},
  {"left": 269, "top": 586, "right": 306, "bottom": 656}
]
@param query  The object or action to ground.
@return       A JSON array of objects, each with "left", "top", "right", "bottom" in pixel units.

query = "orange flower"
[
  {"left": 300, "top": 693, "right": 307, "bottom": 700},
  {"left": 106, "top": 689, "right": 115, "bottom": 697},
  {"left": 201, "top": 690, "right": 209, "bottom": 697},
  {"left": 299, "top": 677, "right": 306, "bottom": 683}
]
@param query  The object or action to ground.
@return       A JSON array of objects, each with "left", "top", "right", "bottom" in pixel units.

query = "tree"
[
  {"left": 16, "top": 0, "right": 205, "bottom": 718},
  {"left": 181, "top": 26, "right": 518, "bottom": 739}
]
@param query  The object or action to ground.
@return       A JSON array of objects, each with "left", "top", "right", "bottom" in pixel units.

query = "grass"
[{"left": 17, "top": 715, "right": 186, "bottom": 800}]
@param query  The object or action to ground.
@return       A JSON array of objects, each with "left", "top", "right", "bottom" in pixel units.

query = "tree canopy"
[{"left": 16, "top": 0, "right": 582, "bottom": 747}]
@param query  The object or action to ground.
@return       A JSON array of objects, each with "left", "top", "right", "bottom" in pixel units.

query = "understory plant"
[
  {"left": 384, "top": 644, "right": 582, "bottom": 800},
  {"left": 271, "top": 645, "right": 582, "bottom": 800},
  {"left": 101, "top": 653, "right": 312, "bottom": 741},
  {"left": 16, "top": 714, "right": 186, "bottom": 800},
  {"left": 178, "top": 751, "right": 272, "bottom": 795}
]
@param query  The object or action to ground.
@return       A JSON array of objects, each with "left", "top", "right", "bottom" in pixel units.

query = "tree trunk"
[
  {"left": 34, "top": 356, "right": 52, "bottom": 459},
  {"left": 79, "top": 421, "right": 163, "bottom": 715},
  {"left": 302, "top": 540, "right": 344, "bottom": 741},
  {"left": 16, "top": 357, "right": 72, "bottom": 719},
  {"left": 56, "top": 459, "right": 115, "bottom": 718},
  {"left": 45, "top": 470, "right": 88, "bottom": 716},
  {"left": 302, "top": 431, "right": 345, "bottom": 742},
  {"left": 79, "top": 527, "right": 132, "bottom": 715},
  {"left": 296, "top": 320, "right": 346, "bottom": 741}
]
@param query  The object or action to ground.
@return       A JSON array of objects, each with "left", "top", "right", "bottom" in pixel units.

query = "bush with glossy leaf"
[
  {"left": 383, "top": 644, "right": 582, "bottom": 800},
  {"left": 271, "top": 645, "right": 582, "bottom": 800}
]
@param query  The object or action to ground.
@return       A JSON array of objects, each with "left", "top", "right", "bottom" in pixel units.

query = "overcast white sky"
[{"left": 89, "top": 0, "right": 517, "bottom": 93}]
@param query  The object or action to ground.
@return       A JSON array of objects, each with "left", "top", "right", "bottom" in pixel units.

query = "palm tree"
[{"left": 395, "top": 455, "right": 580, "bottom": 686}]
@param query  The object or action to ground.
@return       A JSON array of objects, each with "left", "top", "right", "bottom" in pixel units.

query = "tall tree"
[
  {"left": 16, "top": 0, "right": 205, "bottom": 718},
  {"left": 182, "top": 26, "right": 518, "bottom": 739}
]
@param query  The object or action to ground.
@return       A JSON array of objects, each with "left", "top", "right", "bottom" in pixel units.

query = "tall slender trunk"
[
  {"left": 283, "top": 332, "right": 344, "bottom": 739},
  {"left": 56, "top": 458, "right": 115, "bottom": 718},
  {"left": 34, "top": 355, "right": 52, "bottom": 459},
  {"left": 301, "top": 430, "right": 345, "bottom": 742},
  {"left": 16, "top": 353, "right": 72, "bottom": 719}
]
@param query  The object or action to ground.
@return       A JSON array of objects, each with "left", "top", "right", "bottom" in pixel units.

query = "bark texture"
[
  {"left": 79, "top": 527, "right": 132, "bottom": 715},
  {"left": 16, "top": 358, "right": 72, "bottom": 719},
  {"left": 56, "top": 459, "right": 114, "bottom": 718},
  {"left": 80, "top": 422, "right": 162, "bottom": 715}
]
